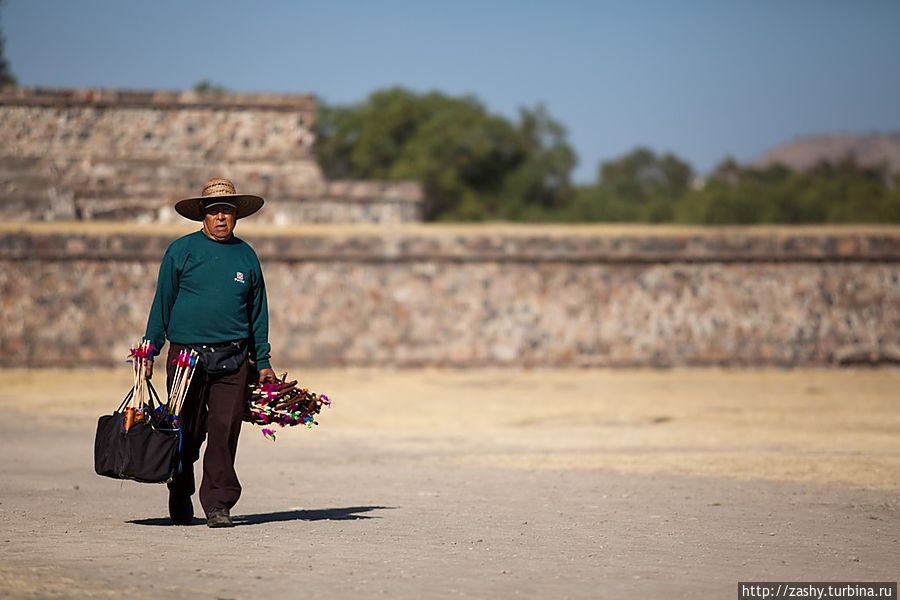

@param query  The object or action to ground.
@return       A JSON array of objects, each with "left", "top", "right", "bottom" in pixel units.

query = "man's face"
[{"left": 202, "top": 205, "right": 237, "bottom": 242}]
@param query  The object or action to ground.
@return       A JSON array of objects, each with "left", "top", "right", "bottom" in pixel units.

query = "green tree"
[
  {"left": 680, "top": 162, "right": 794, "bottom": 224},
  {"left": 0, "top": 0, "right": 16, "bottom": 86},
  {"left": 316, "top": 88, "right": 576, "bottom": 221},
  {"left": 573, "top": 148, "right": 694, "bottom": 222},
  {"left": 600, "top": 147, "right": 692, "bottom": 200},
  {"left": 193, "top": 80, "right": 227, "bottom": 93},
  {"left": 676, "top": 158, "right": 900, "bottom": 224},
  {"left": 498, "top": 106, "right": 577, "bottom": 220}
]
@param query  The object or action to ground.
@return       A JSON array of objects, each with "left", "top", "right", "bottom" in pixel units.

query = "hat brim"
[{"left": 174, "top": 194, "right": 265, "bottom": 221}]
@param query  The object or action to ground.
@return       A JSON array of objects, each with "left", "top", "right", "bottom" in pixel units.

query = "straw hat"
[{"left": 175, "top": 178, "right": 265, "bottom": 221}]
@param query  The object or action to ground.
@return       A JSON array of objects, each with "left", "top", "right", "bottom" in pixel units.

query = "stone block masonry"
[
  {"left": 0, "top": 87, "right": 422, "bottom": 223},
  {"left": 1, "top": 224, "right": 898, "bottom": 368}
]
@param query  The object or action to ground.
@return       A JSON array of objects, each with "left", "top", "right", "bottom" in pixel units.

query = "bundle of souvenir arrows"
[
  {"left": 122, "top": 340, "right": 156, "bottom": 431},
  {"left": 245, "top": 372, "right": 331, "bottom": 441},
  {"left": 122, "top": 343, "right": 200, "bottom": 431},
  {"left": 166, "top": 348, "right": 200, "bottom": 423}
]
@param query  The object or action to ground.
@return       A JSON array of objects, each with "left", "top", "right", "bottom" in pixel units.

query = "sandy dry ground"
[{"left": 0, "top": 368, "right": 898, "bottom": 599}]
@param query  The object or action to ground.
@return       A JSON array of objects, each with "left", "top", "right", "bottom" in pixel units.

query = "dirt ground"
[{"left": 0, "top": 368, "right": 897, "bottom": 599}]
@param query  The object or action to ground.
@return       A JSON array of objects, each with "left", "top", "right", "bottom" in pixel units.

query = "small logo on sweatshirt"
[{"left": 234, "top": 271, "right": 245, "bottom": 283}]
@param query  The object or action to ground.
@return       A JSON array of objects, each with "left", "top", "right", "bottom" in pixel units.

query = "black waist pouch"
[{"left": 193, "top": 340, "right": 249, "bottom": 374}]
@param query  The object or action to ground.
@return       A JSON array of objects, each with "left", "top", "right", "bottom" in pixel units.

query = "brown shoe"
[{"left": 206, "top": 508, "right": 234, "bottom": 528}]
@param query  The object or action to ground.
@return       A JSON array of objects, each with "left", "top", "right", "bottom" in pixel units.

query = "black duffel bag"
[{"left": 94, "top": 382, "right": 180, "bottom": 484}]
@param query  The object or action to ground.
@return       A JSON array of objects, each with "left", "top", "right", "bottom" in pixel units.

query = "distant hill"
[{"left": 751, "top": 133, "right": 900, "bottom": 175}]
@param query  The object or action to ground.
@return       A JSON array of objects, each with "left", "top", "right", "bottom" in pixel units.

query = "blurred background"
[
  {"left": 3, "top": 0, "right": 900, "bottom": 223},
  {"left": 0, "top": 0, "right": 898, "bottom": 369}
]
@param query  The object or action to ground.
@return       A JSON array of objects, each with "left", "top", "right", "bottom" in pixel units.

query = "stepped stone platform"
[{"left": 0, "top": 86, "right": 422, "bottom": 223}]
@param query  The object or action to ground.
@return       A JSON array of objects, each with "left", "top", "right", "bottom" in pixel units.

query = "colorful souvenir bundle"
[
  {"left": 120, "top": 343, "right": 202, "bottom": 429},
  {"left": 167, "top": 348, "right": 200, "bottom": 422},
  {"left": 244, "top": 371, "right": 331, "bottom": 441},
  {"left": 122, "top": 340, "right": 160, "bottom": 429}
]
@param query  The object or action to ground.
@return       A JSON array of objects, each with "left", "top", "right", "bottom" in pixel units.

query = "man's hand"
[
  {"left": 145, "top": 359, "right": 153, "bottom": 379},
  {"left": 258, "top": 367, "right": 277, "bottom": 384}
]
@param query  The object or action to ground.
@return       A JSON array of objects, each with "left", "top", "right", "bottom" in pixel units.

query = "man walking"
[{"left": 144, "top": 178, "right": 276, "bottom": 528}]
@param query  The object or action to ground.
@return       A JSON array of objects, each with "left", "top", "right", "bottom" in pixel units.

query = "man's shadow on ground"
[{"left": 128, "top": 505, "right": 393, "bottom": 526}]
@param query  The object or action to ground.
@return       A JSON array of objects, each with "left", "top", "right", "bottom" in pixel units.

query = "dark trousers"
[{"left": 165, "top": 342, "right": 250, "bottom": 516}]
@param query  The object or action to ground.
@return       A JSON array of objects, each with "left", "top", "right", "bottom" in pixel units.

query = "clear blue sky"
[{"left": 5, "top": 0, "right": 900, "bottom": 182}]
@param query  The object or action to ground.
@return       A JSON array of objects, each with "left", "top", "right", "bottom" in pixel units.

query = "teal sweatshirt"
[{"left": 144, "top": 230, "right": 271, "bottom": 369}]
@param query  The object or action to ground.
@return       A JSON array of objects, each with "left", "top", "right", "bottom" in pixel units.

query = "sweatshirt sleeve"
[
  {"left": 144, "top": 248, "right": 179, "bottom": 357},
  {"left": 249, "top": 261, "right": 272, "bottom": 369}
]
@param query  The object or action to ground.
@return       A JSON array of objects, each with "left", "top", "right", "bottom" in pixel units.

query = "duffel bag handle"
[
  {"left": 146, "top": 380, "right": 163, "bottom": 412},
  {"left": 115, "top": 387, "right": 135, "bottom": 413},
  {"left": 114, "top": 380, "right": 162, "bottom": 413}
]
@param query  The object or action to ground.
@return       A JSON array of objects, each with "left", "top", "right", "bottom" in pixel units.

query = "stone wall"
[
  {"left": 0, "top": 87, "right": 422, "bottom": 223},
  {"left": 1, "top": 225, "right": 898, "bottom": 368}
]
